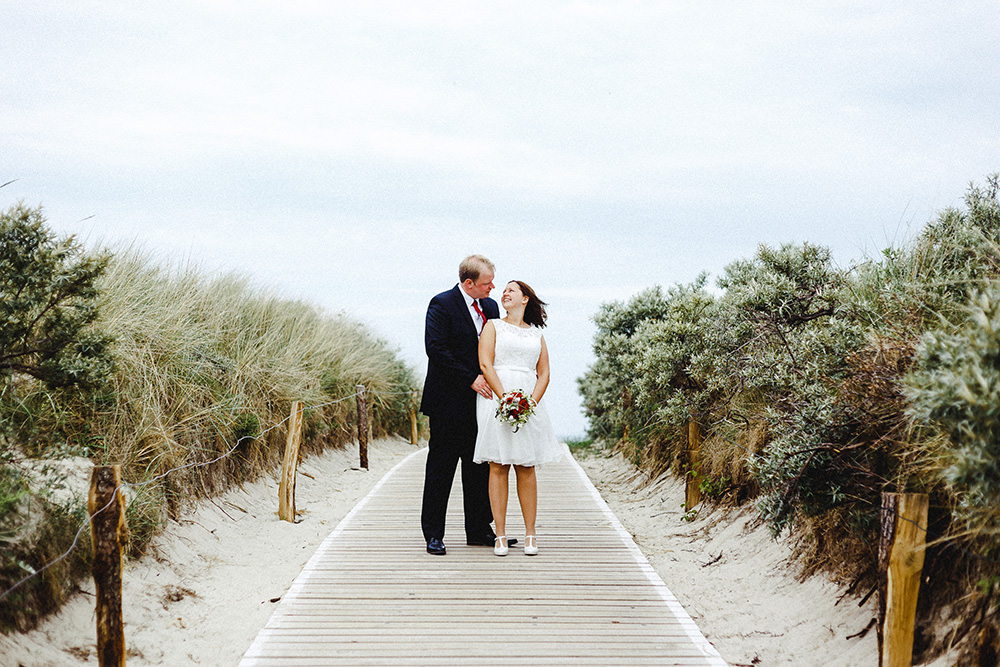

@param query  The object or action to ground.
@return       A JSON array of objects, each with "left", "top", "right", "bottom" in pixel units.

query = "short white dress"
[{"left": 473, "top": 320, "right": 565, "bottom": 467}]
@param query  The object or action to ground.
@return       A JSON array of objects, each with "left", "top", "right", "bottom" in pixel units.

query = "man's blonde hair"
[{"left": 459, "top": 254, "right": 495, "bottom": 283}]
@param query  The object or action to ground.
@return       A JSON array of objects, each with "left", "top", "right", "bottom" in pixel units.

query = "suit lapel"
[
  {"left": 482, "top": 297, "right": 499, "bottom": 320},
  {"left": 452, "top": 285, "right": 478, "bottom": 337}
]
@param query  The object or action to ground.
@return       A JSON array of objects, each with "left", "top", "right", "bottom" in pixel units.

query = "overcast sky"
[{"left": 4, "top": 2, "right": 998, "bottom": 437}]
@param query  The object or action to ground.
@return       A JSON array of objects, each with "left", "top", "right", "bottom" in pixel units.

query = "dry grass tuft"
[{"left": 1, "top": 245, "right": 419, "bottom": 631}]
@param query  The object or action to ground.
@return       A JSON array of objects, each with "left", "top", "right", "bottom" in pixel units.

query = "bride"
[{"left": 473, "top": 280, "right": 563, "bottom": 556}]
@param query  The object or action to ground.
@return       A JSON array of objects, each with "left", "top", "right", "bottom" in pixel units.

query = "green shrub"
[
  {"left": 576, "top": 174, "right": 1000, "bottom": 659},
  {"left": 578, "top": 285, "right": 674, "bottom": 441},
  {"left": 0, "top": 484, "right": 90, "bottom": 632},
  {"left": 0, "top": 462, "right": 30, "bottom": 539},
  {"left": 0, "top": 203, "right": 113, "bottom": 390},
  {"left": 578, "top": 278, "right": 716, "bottom": 447},
  {"left": 906, "top": 287, "right": 1000, "bottom": 528}
]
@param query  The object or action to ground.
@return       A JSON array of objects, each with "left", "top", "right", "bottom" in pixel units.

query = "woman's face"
[{"left": 501, "top": 282, "right": 528, "bottom": 310}]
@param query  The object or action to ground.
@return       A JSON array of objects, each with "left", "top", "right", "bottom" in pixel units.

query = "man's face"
[{"left": 465, "top": 271, "right": 495, "bottom": 300}]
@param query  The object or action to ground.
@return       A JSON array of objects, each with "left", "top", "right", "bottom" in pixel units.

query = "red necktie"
[{"left": 472, "top": 300, "right": 486, "bottom": 334}]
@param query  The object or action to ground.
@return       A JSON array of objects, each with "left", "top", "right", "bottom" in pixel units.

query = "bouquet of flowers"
[{"left": 495, "top": 389, "right": 537, "bottom": 432}]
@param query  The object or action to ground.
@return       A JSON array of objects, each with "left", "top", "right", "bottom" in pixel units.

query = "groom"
[{"left": 420, "top": 254, "right": 515, "bottom": 555}]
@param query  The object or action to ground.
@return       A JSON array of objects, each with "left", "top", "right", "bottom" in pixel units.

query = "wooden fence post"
[
  {"left": 879, "top": 492, "right": 929, "bottom": 667},
  {"left": 356, "top": 385, "right": 369, "bottom": 470},
  {"left": 368, "top": 400, "right": 374, "bottom": 444},
  {"left": 278, "top": 401, "right": 304, "bottom": 523},
  {"left": 685, "top": 420, "right": 702, "bottom": 510},
  {"left": 409, "top": 389, "right": 419, "bottom": 446},
  {"left": 621, "top": 387, "right": 631, "bottom": 441},
  {"left": 89, "top": 465, "right": 126, "bottom": 667}
]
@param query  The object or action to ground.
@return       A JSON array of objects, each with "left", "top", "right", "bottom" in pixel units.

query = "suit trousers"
[{"left": 420, "top": 412, "right": 492, "bottom": 542}]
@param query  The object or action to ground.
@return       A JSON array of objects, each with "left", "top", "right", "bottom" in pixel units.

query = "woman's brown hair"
[{"left": 511, "top": 280, "right": 547, "bottom": 328}]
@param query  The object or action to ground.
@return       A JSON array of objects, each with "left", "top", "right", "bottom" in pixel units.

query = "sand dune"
[{"left": 0, "top": 439, "right": 958, "bottom": 666}]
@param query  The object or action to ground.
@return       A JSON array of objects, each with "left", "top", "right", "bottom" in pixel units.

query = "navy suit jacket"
[{"left": 420, "top": 285, "right": 499, "bottom": 419}]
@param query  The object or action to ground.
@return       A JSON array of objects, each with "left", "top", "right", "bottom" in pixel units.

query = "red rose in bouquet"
[{"left": 495, "top": 389, "right": 537, "bottom": 432}]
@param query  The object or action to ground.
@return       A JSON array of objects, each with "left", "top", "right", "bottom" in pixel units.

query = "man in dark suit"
[{"left": 420, "top": 255, "right": 515, "bottom": 555}]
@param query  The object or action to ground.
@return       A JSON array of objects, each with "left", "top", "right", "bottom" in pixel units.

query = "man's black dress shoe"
[
  {"left": 466, "top": 534, "right": 517, "bottom": 547},
  {"left": 426, "top": 538, "right": 446, "bottom": 555}
]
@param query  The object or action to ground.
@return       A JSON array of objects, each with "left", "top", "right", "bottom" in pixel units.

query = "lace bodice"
[
  {"left": 475, "top": 318, "right": 562, "bottom": 467},
  {"left": 491, "top": 319, "right": 542, "bottom": 373}
]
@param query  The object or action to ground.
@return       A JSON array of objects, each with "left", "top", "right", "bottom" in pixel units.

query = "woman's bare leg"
[
  {"left": 489, "top": 463, "right": 511, "bottom": 538},
  {"left": 514, "top": 465, "right": 537, "bottom": 537}
]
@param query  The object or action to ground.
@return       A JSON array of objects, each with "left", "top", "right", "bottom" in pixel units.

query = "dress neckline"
[{"left": 499, "top": 318, "right": 532, "bottom": 329}]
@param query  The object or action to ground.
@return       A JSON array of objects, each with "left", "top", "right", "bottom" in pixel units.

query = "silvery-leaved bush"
[{"left": 906, "top": 287, "right": 1000, "bottom": 523}]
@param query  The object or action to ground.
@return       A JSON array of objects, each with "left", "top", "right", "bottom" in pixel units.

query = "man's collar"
[{"left": 458, "top": 283, "right": 476, "bottom": 306}]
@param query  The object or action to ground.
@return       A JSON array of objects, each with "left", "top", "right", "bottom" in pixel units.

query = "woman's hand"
[
  {"left": 478, "top": 321, "right": 505, "bottom": 398},
  {"left": 532, "top": 335, "right": 551, "bottom": 404},
  {"left": 471, "top": 374, "right": 493, "bottom": 399}
]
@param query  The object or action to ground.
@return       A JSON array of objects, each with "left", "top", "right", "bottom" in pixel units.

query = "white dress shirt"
[{"left": 459, "top": 284, "right": 486, "bottom": 333}]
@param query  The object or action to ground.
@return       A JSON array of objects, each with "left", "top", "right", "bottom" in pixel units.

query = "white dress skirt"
[{"left": 473, "top": 320, "right": 565, "bottom": 467}]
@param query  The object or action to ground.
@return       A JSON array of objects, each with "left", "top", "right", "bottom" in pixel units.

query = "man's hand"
[{"left": 471, "top": 375, "right": 493, "bottom": 399}]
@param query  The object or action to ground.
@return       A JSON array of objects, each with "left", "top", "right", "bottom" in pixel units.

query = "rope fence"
[
  {"left": 0, "top": 386, "right": 420, "bottom": 609},
  {"left": 690, "top": 416, "right": 999, "bottom": 568},
  {"left": 4, "top": 384, "right": 990, "bottom": 666},
  {"left": 671, "top": 415, "right": 992, "bottom": 667}
]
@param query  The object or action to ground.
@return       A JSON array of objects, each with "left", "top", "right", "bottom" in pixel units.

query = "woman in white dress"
[{"left": 474, "top": 280, "right": 563, "bottom": 556}]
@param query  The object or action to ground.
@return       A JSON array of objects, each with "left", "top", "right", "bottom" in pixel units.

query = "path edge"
[
  {"left": 565, "top": 452, "right": 729, "bottom": 665},
  {"left": 239, "top": 446, "right": 427, "bottom": 664}
]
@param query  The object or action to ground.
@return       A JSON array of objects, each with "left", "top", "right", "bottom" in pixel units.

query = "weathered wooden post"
[
  {"left": 278, "top": 400, "right": 304, "bottom": 523},
  {"left": 685, "top": 419, "right": 702, "bottom": 510},
  {"left": 409, "top": 389, "right": 419, "bottom": 446},
  {"left": 356, "top": 384, "right": 369, "bottom": 469},
  {"left": 368, "top": 398, "right": 374, "bottom": 444},
  {"left": 878, "top": 492, "right": 929, "bottom": 667},
  {"left": 89, "top": 465, "right": 126, "bottom": 667},
  {"left": 622, "top": 387, "right": 632, "bottom": 442}
]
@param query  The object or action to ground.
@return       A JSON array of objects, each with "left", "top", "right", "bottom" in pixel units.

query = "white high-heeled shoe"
[
  {"left": 524, "top": 535, "right": 538, "bottom": 556},
  {"left": 494, "top": 536, "right": 508, "bottom": 556}
]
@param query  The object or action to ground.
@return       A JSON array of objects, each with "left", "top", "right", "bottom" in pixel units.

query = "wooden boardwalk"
[{"left": 240, "top": 447, "right": 727, "bottom": 666}]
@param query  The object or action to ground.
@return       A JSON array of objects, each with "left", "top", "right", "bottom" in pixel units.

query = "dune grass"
[{"left": 1, "top": 244, "right": 419, "bottom": 631}]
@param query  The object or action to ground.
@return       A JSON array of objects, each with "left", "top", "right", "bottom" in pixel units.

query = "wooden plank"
[
  {"left": 241, "top": 657, "right": 716, "bottom": 667},
  {"left": 240, "top": 448, "right": 726, "bottom": 666}
]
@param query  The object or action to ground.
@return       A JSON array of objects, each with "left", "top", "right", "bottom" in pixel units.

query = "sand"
[
  {"left": 575, "top": 451, "right": 961, "bottom": 667},
  {"left": 0, "top": 437, "right": 418, "bottom": 666},
  {"left": 1, "top": 441, "right": 960, "bottom": 666}
]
